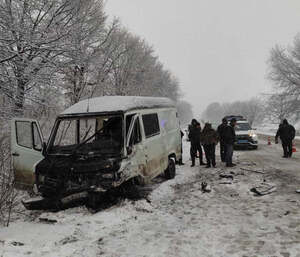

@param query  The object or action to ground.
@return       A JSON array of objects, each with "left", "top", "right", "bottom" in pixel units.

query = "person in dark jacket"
[
  {"left": 178, "top": 130, "right": 185, "bottom": 165},
  {"left": 188, "top": 119, "right": 205, "bottom": 167},
  {"left": 275, "top": 119, "right": 296, "bottom": 158},
  {"left": 201, "top": 123, "right": 219, "bottom": 168},
  {"left": 224, "top": 118, "right": 237, "bottom": 167},
  {"left": 217, "top": 118, "right": 228, "bottom": 162}
]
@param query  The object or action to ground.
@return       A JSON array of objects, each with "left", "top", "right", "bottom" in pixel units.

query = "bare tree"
[
  {"left": 203, "top": 98, "right": 264, "bottom": 126},
  {"left": 265, "top": 93, "right": 298, "bottom": 123},
  {"left": 177, "top": 100, "right": 193, "bottom": 125},
  {"left": 98, "top": 27, "right": 180, "bottom": 100},
  {"left": 202, "top": 102, "right": 224, "bottom": 123},
  {"left": 0, "top": 0, "right": 90, "bottom": 115},
  {"left": 57, "top": 0, "right": 110, "bottom": 105},
  {"left": 268, "top": 37, "right": 300, "bottom": 120}
]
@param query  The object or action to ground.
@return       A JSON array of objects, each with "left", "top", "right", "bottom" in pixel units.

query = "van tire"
[
  {"left": 134, "top": 176, "right": 146, "bottom": 186},
  {"left": 165, "top": 158, "right": 176, "bottom": 179}
]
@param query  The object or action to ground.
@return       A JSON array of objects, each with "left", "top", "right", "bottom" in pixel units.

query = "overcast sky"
[{"left": 106, "top": 0, "right": 300, "bottom": 116}]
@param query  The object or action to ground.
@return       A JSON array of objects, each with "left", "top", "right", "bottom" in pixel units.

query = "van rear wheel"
[{"left": 165, "top": 158, "right": 176, "bottom": 179}]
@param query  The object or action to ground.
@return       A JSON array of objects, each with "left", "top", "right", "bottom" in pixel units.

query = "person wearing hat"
[
  {"left": 188, "top": 119, "right": 205, "bottom": 167},
  {"left": 275, "top": 119, "right": 296, "bottom": 158},
  {"left": 217, "top": 118, "right": 228, "bottom": 162},
  {"left": 224, "top": 118, "right": 237, "bottom": 167},
  {"left": 201, "top": 123, "right": 219, "bottom": 168}
]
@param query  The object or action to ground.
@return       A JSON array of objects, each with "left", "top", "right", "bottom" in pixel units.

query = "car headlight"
[{"left": 249, "top": 133, "right": 257, "bottom": 139}]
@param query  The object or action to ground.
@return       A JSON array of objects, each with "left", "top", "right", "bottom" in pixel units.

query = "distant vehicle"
[
  {"left": 224, "top": 115, "right": 244, "bottom": 122},
  {"left": 224, "top": 115, "right": 258, "bottom": 150},
  {"left": 11, "top": 96, "right": 182, "bottom": 209}
]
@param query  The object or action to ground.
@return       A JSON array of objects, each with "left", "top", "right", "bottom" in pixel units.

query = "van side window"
[
  {"left": 142, "top": 113, "right": 160, "bottom": 138},
  {"left": 16, "top": 121, "right": 32, "bottom": 148},
  {"left": 126, "top": 115, "right": 141, "bottom": 145},
  {"left": 126, "top": 115, "right": 134, "bottom": 137},
  {"left": 33, "top": 123, "right": 42, "bottom": 151},
  {"left": 132, "top": 119, "right": 141, "bottom": 145}
]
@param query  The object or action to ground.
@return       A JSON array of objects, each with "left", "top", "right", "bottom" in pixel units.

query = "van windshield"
[
  {"left": 48, "top": 115, "right": 123, "bottom": 156},
  {"left": 236, "top": 122, "right": 251, "bottom": 131}
]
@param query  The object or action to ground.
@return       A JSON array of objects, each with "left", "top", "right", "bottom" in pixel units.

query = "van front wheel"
[{"left": 165, "top": 158, "right": 176, "bottom": 179}]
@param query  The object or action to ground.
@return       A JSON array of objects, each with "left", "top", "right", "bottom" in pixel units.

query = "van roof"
[{"left": 61, "top": 96, "right": 175, "bottom": 115}]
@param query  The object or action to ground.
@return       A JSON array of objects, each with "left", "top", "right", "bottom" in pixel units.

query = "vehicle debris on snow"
[
  {"left": 250, "top": 183, "right": 277, "bottom": 196},
  {"left": 201, "top": 181, "right": 211, "bottom": 193},
  {"left": 241, "top": 167, "right": 265, "bottom": 174}
]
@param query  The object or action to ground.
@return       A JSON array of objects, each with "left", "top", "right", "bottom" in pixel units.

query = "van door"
[
  {"left": 141, "top": 113, "right": 163, "bottom": 177},
  {"left": 126, "top": 114, "right": 147, "bottom": 178},
  {"left": 11, "top": 118, "right": 44, "bottom": 189}
]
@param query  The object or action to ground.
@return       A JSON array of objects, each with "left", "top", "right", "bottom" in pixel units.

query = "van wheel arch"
[
  {"left": 168, "top": 153, "right": 177, "bottom": 162},
  {"left": 134, "top": 175, "right": 146, "bottom": 186},
  {"left": 164, "top": 156, "right": 176, "bottom": 179}
]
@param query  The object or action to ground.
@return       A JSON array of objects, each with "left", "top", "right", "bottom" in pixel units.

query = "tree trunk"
[{"left": 14, "top": 79, "right": 26, "bottom": 116}]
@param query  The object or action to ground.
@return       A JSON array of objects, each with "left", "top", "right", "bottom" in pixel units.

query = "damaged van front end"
[
  {"left": 37, "top": 113, "right": 130, "bottom": 197},
  {"left": 35, "top": 154, "right": 123, "bottom": 198}
]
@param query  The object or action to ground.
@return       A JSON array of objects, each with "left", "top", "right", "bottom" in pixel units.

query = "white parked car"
[
  {"left": 234, "top": 120, "right": 258, "bottom": 149},
  {"left": 11, "top": 96, "right": 182, "bottom": 209}
]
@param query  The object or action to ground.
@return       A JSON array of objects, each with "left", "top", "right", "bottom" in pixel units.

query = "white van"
[{"left": 11, "top": 96, "right": 182, "bottom": 208}]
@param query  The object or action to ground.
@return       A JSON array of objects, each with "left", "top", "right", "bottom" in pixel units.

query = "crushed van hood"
[{"left": 35, "top": 155, "right": 122, "bottom": 198}]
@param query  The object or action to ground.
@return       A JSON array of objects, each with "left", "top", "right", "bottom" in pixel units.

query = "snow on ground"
[{"left": 1, "top": 139, "right": 300, "bottom": 257}]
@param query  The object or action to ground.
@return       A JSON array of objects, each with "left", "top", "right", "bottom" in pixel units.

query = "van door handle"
[{"left": 12, "top": 152, "right": 20, "bottom": 157}]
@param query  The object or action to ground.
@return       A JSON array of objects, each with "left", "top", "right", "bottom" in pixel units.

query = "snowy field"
[
  {"left": 257, "top": 122, "right": 300, "bottom": 139},
  {"left": 1, "top": 138, "right": 300, "bottom": 257}
]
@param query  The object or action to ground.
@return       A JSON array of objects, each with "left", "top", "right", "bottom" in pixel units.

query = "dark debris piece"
[
  {"left": 219, "top": 174, "right": 234, "bottom": 180},
  {"left": 201, "top": 182, "right": 211, "bottom": 193},
  {"left": 11, "top": 241, "right": 25, "bottom": 246},
  {"left": 39, "top": 218, "right": 58, "bottom": 224}
]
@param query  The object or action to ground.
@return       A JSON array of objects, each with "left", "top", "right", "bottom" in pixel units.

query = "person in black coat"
[
  {"left": 188, "top": 119, "right": 205, "bottom": 167},
  {"left": 217, "top": 118, "right": 228, "bottom": 162},
  {"left": 275, "top": 119, "right": 296, "bottom": 158},
  {"left": 201, "top": 123, "right": 219, "bottom": 168},
  {"left": 178, "top": 130, "right": 185, "bottom": 165},
  {"left": 224, "top": 118, "right": 237, "bottom": 167}
]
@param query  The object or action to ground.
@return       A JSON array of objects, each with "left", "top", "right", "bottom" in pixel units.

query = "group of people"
[
  {"left": 187, "top": 118, "right": 238, "bottom": 168},
  {"left": 185, "top": 117, "right": 297, "bottom": 169}
]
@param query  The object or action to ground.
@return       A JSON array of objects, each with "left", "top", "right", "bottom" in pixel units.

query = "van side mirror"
[{"left": 42, "top": 142, "right": 47, "bottom": 156}]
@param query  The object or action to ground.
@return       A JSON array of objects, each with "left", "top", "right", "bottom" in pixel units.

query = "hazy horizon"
[{"left": 106, "top": 0, "right": 300, "bottom": 116}]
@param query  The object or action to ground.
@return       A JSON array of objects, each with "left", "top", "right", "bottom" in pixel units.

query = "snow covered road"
[{"left": 0, "top": 139, "right": 300, "bottom": 257}]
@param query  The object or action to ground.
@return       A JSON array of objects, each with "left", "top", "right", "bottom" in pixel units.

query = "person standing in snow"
[
  {"left": 217, "top": 118, "right": 228, "bottom": 162},
  {"left": 275, "top": 119, "right": 296, "bottom": 158},
  {"left": 201, "top": 123, "right": 219, "bottom": 168},
  {"left": 188, "top": 119, "right": 205, "bottom": 167},
  {"left": 178, "top": 130, "right": 185, "bottom": 165},
  {"left": 224, "top": 118, "right": 237, "bottom": 167}
]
